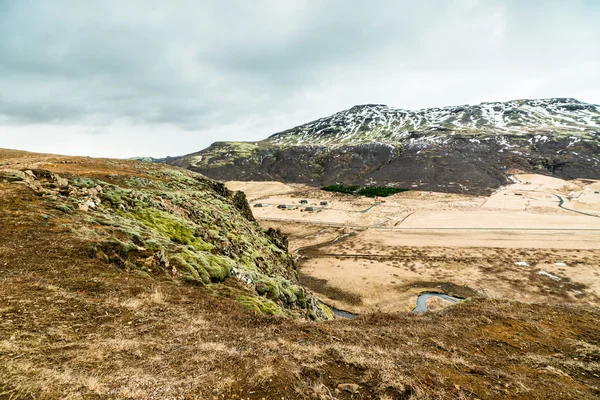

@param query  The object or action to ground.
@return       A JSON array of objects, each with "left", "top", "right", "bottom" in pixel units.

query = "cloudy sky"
[{"left": 1, "top": 0, "right": 599, "bottom": 158}]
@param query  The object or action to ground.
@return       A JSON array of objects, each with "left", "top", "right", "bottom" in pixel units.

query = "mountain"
[{"left": 169, "top": 98, "right": 600, "bottom": 194}]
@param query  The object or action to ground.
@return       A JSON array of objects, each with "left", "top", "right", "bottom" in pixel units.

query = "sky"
[{"left": 0, "top": 0, "right": 599, "bottom": 158}]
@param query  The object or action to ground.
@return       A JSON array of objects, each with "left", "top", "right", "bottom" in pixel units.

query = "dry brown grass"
[{"left": 1, "top": 155, "right": 600, "bottom": 399}]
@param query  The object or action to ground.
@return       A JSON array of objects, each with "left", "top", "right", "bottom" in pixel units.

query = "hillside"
[
  {"left": 0, "top": 149, "right": 331, "bottom": 320},
  {"left": 1, "top": 149, "right": 599, "bottom": 399},
  {"left": 169, "top": 98, "right": 600, "bottom": 194}
]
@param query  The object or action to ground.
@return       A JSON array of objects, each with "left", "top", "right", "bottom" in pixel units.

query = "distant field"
[{"left": 228, "top": 174, "right": 600, "bottom": 313}]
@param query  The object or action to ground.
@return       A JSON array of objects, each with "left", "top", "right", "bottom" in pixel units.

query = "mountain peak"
[
  {"left": 267, "top": 98, "right": 599, "bottom": 148},
  {"left": 349, "top": 104, "right": 388, "bottom": 110}
]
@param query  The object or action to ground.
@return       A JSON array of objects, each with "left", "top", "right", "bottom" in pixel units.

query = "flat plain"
[{"left": 227, "top": 174, "right": 600, "bottom": 314}]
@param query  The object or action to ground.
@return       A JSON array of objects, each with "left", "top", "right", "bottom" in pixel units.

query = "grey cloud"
[{"left": 0, "top": 0, "right": 599, "bottom": 157}]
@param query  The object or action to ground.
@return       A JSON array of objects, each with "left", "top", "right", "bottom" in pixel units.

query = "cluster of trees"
[
  {"left": 321, "top": 184, "right": 360, "bottom": 194},
  {"left": 321, "top": 184, "right": 409, "bottom": 197},
  {"left": 357, "top": 186, "right": 409, "bottom": 197}
]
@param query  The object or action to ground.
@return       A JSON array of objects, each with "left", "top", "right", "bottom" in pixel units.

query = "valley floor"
[{"left": 228, "top": 174, "right": 600, "bottom": 314}]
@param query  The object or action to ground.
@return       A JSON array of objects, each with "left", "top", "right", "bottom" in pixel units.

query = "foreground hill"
[
  {"left": 170, "top": 98, "right": 600, "bottom": 194},
  {"left": 1, "top": 149, "right": 599, "bottom": 399}
]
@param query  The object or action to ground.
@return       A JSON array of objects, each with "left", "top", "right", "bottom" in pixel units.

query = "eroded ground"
[{"left": 229, "top": 174, "right": 600, "bottom": 314}]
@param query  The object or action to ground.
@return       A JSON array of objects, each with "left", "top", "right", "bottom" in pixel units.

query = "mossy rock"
[
  {"left": 237, "top": 295, "right": 284, "bottom": 316},
  {"left": 255, "top": 277, "right": 280, "bottom": 301},
  {"left": 126, "top": 208, "right": 196, "bottom": 245}
]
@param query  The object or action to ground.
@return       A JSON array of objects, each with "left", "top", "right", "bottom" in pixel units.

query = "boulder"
[
  {"left": 30, "top": 169, "right": 69, "bottom": 188},
  {"left": 0, "top": 169, "right": 28, "bottom": 182}
]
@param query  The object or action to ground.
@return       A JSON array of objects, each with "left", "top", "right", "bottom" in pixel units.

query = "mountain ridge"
[
  {"left": 167, "top": 98, "right": 600, "bottom": 194},
  {"left": 266, "top": 97, "right": 599, "bottom": 146}
]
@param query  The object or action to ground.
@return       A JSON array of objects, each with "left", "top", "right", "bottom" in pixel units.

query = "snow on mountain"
[{"left": 267, "top": 98, "right": 600, "bottom": 147}]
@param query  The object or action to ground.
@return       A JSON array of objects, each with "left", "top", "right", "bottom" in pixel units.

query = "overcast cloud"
[{"left": 0, "top": 0, "right": 599, "bottom": 158}]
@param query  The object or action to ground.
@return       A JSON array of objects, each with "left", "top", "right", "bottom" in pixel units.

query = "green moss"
[
  {"left": 239, "top": 256, "right": 259, "bottom": 272},
  {"left": 281, "top": 284, "right": 306, "bottom": 306},
  {"left": 100, "top": 186, "right": 130, "bottom": 208},
  {"left": 127, "top": 208, "right": 196, "bottom": 245},
  {"left": 169, "top": 250, "right": 233, "bottom": 284},
  {"left": 252, "top": 275, "right": 308, "bottom": 307},
  {"left": 255, "top": 276, "right": 280, "bottom": 300},
  {"left": 191, "top": 237, "right": 214, "bottom": 252},
  {"left": 320, "top": 303, "right": 335, "bottom": 320},
  {"left": 142, "top": 239, "right": 161, "bottom": 251},
  {"left": 124, "top": 176, "right": 157, "bottom": 188},
  {"left": 170, "top": 254, "right": 204, "bottom": 282},
  {"left": 113, "top": 239, "right": 138, "bottom": 257},
  {"left": 237, "top": 295, "right": 284, "bottom": 316},
  {"left": 69, "top": 176, "right": 100, "bottom": 188},
  {"left": 131, "top": 270, "right": 153, "bottom": 280},
  {"left": 204, "top": 254, "right": 233, "bottom": 281},
  {"left": 55, "top": 203, "right": 74, "bottom": 214}
]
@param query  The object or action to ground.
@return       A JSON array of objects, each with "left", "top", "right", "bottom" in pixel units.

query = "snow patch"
[
  {"left": 538, "top": 271, "right": 561, "bottom": 281},
  {"left": 515, "top": 261, "right": 529, "bottom": 267}
]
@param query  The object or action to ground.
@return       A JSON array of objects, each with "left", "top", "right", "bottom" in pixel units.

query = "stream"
[
  {"left": 328, "top": 304, "right": 358, "bottom": 319},
  {"left": 412, "top": 292, "right": 464, "bottom": 313},
  {"left": 322, "top": 293, "right": 465, "bottom": 319}
]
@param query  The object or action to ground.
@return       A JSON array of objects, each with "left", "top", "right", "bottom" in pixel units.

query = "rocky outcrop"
[
  {"left": 231, "top": 190, "right": 255, "bottom": 222},
  {"left": 265, "top": 227, "right": 289, "bottom": 252}
]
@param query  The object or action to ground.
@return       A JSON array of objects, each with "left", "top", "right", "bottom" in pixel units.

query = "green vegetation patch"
[
  {"left": 321, "top": 184, "right": 360, "bottom": 194},
  {"left": 357, "top": 186, "right": 410, "bottom": 197},
  {"left": 237, "top": 295, "right": 285, "bottom": 316},
  {"left": 169, "top": 250, "right": 233, "bottom": 284},
  {"left": 44, "top": 167, "right": 326, "bottom": 319},
  {"left": 322, "top": 184, "right": 409, "bottom": 197},
  {"left": 126, "top": 208, "right": 196, "bottom": 245},
  {"left": 253, "top": 275, "right": 307, "bottom": 306},
  {"left": 55, "top": 203, "right": 74, "bottom": 214}
]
